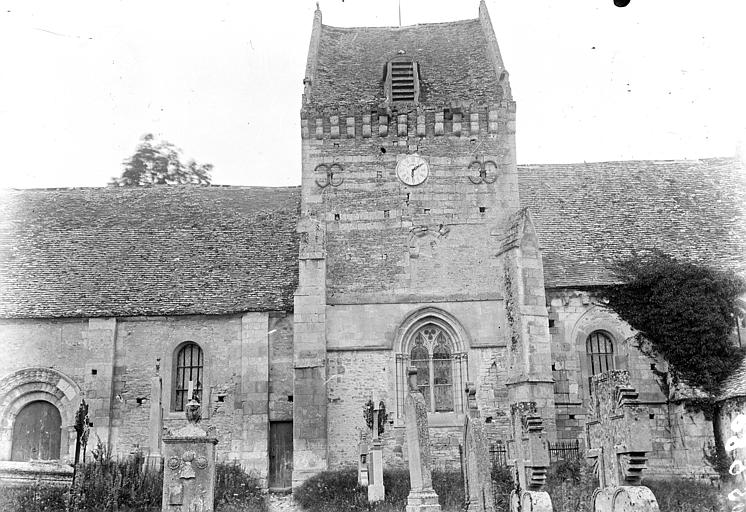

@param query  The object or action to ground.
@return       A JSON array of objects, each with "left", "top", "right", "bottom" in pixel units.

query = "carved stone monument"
[
  {"left": 162, "top": 391, "right": 218, "bottom": 512},
  {"left": 404, "top": 366, "right": 441, "bottom": 512},
  {"left": 368, "top": 395, "right": 385, "bottom": 503},
  {"left": 462, "top": 383, "right": 495, "bottom": 512},
  {"left": 507, "top": 402, "right": 553, "bottom": 512},
  {"left": 586, "top": 370, "right": 659, "bottom": 512}
]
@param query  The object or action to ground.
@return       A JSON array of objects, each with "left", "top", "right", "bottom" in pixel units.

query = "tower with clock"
[{"left": 292, "top": 1, "right": 555, "bottom": 485}]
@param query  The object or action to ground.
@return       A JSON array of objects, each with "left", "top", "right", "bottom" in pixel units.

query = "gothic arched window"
[{"left": 173, "top": 342, "right": 204, "bottom": 412}]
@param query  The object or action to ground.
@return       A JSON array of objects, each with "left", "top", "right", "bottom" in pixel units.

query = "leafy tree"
[
  {"left": 602, "top": 251, "right": 746, "bottom": 479},
  {"left": 109, "top": 133, "right": 212, "bottom": 186}
]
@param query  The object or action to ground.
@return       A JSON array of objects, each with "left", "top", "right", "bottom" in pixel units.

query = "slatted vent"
[{"left": 389, "top": 60, "right": 417, "bottom": 102}]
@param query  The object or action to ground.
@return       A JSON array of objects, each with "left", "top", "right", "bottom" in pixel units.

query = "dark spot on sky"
[{"left": 614, "top": 0, "right": 630, "bottom": 6}]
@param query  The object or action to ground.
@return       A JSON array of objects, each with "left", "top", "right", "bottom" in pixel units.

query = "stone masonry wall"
[
  {"left": 0, "top": 312, "right": 292, "bottom": 483},
  {"left": 326, "top": 346, "right": 510, "bottom": 471}
]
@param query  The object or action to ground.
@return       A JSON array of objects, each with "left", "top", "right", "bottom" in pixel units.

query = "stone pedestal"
[
  {"left": 404, "top": 367, "right": 441, "bottom": 512},
  {"left": 162, "top": 399, "right": 218, "bottom": 512},
  {"left": 368, "top": 439, "right": 384, "bottom": 502}
]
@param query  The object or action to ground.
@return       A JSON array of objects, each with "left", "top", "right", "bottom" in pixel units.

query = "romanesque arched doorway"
[{"left": 11, "top": 400, "right": 61, "bottom": 461}]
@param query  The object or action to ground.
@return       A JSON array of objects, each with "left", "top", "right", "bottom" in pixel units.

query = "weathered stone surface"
[
  {"left": 162, "top": 400, "right": 218, "bottom": 512},
  {"left": 0, "top": 460, "right": 73, "bottom": 488},
  {"left": 404, "top": 367, "right": 440, "bottom": 512},
  {"left": 462, "top": 383, "right": 495, "bottom": 512},
  {"left": 586, "top": 370, "right": 659, "bottom": 512},
  {"left": 507, "top": 401, "right": 552, "bottom": 512}
]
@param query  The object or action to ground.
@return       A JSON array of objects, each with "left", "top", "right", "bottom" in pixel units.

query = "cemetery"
[{"left": 0, "top": 1, "right": 744, "bottom": 512}]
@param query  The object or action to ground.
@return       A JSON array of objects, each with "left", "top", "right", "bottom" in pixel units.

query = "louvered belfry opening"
[{"left": 389, "top": 59, "right": 417, "bottom": 102}]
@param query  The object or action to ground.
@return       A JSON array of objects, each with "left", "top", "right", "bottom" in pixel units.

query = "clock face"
[{"left": 396, "top": 155, "right": 429, "bottom": 186}]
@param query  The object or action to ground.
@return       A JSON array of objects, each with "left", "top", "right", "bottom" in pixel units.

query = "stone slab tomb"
[{"left": 586, "top": 370, "right": 659, "bottom": 512}]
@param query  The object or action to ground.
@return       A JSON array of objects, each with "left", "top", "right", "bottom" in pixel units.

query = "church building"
[{"left": 0, "top": 1, "right": 744, "bottom": 489}]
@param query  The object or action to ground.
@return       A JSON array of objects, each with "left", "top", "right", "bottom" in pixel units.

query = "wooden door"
[
  {"left": 269, "top": 421, "right": 293, "bottom": 489},
  {"left": 11, "top": 401, "right": 62, "bottom": 461}
]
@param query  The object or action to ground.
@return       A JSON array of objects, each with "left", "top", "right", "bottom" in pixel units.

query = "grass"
[
  {"left": 292, "top": 468, "right": 464, "bottom": 512},
  {"left": 0, "top": 444, "right": 266, "bottom": 512}
]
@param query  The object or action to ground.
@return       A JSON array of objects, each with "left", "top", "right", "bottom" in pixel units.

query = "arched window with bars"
[
  {"left": 173, "top": 342, "right": 204, "bottom": 412},
  {"left": 586, "top": 331, "right": 614, "bottom": 392}
]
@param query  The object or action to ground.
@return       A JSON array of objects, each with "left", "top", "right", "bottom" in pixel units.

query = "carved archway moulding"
[
  {"left": 0, "top": 367, "right": 82, "bottom": 460},
  {"left": 394, "top": 306, "right": 470, "bottom": 354}
]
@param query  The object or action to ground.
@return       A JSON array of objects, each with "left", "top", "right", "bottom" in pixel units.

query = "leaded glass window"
[
  {"left": 174, "top": 342, "right": 203, "bottom": 412},
  {"left": 407, "top": 325, "right": 454, "bottom": 413}
]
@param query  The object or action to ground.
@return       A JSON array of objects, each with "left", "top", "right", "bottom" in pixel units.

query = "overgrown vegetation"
[
  {"left": 292, "top": 468, "right": 463, "bottom": 512},
  {"left": 645, "top": 477, "right": 722, "bottom": 512},
  {"left": 0, "top": 447, "right": 266, "bottom": 512},
  {"left": 544, "top": 459, "right": 598, "bottom": 512},
  {"left": 604, "top": 251, "right": 745, "bottom": 396}
]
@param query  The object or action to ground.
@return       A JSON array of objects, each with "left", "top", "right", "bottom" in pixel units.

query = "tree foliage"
[
  {"left": 109, "top": 133, "right": 212, "bottom": 187},
  {"left": 603, "top": 251, "right": 746, "bottom": 396}
]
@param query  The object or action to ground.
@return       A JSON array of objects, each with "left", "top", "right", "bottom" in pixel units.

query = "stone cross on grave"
[
  {"left": 507, "top": 402, "right": 553, "bottom": 512},
  {"left": 368, "top": 393, "right": 385, "bottom": 503},
  {"left": 586, "top": 370, "right": 659, "bottom": 512}
]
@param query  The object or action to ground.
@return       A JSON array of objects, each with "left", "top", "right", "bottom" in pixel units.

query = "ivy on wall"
[{"left": 603, "top": 251, "right": 745, "bottom": 397}]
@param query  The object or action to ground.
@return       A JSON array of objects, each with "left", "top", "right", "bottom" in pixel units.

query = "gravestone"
[
  {"left": 586, "top": 370, "right": 659, "bottom": 512},
  {"left": 368, "top": 395, "right": 385, "bottom": 502},
  {"left": 145, "top": 359, "right": 163, "bottom": 470},
  {"left": 358, "top": 439, "right": 369, "bottom": 486},
  {"left": 507, "top": 402, "right": 553, "bottom": 512},
  {"left": 462, "top": 383, "right": 495, "bottom": 512},
  {"left": 162, "top": 390, "right": 218, "bottom": 512},
  {"left": 404, "top": 366, "right": 441, "bottom": 512}
]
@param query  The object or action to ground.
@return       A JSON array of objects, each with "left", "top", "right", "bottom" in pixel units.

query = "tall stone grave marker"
[
  {"left": 368, "top": 394, "right": 385, "bottom": 503},
  {"left": 586, "top": 370, "right": 659, "bottom": 512},
  {"left": 405, "top": 366, "right": 441, "bottom": 512},
  {"left": 145, "top": 358, "right": 163, "bottom": 470},
  {"left": 508, "top": 402, "right": 552, "bottom": 512},
  {"left": 462, "top": 383, "right": 495, "bottom": 512},
  {"left": 162, "top": 392, "right": 218, "bottom": 512}
]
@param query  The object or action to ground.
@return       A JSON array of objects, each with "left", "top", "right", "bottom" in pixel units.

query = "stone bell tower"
[{"left": 293, "top": 1, "right": 555, "bottom": 485}]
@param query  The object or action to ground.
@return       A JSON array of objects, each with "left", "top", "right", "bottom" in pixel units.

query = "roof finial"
[{"left": 316, "top": 1, "right": 320, "bottom": 11}]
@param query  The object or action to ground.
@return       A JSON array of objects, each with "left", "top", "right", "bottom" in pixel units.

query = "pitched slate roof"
[
  {"left": 518, "top": 157, "right": 746, "bottom": 288},
  {"left": 309, "top": 19, "right": 501, "bottom": 108},
  {"left": 0, "top": 186, "right": 300, "bottom": 318}
]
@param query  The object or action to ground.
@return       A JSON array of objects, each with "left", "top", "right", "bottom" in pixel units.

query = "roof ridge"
[{"left": 320, "top": 18, "right": 479, "bottom": 32}]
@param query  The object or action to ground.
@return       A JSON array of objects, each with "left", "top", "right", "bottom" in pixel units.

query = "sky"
[{"left": 0, "top": 0, "right": 744, "bottom": 189}]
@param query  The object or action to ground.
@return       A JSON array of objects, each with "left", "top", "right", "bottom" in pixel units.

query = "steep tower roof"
[{"left": 302, "top": 1, "right": 510, "bottom": 109}]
